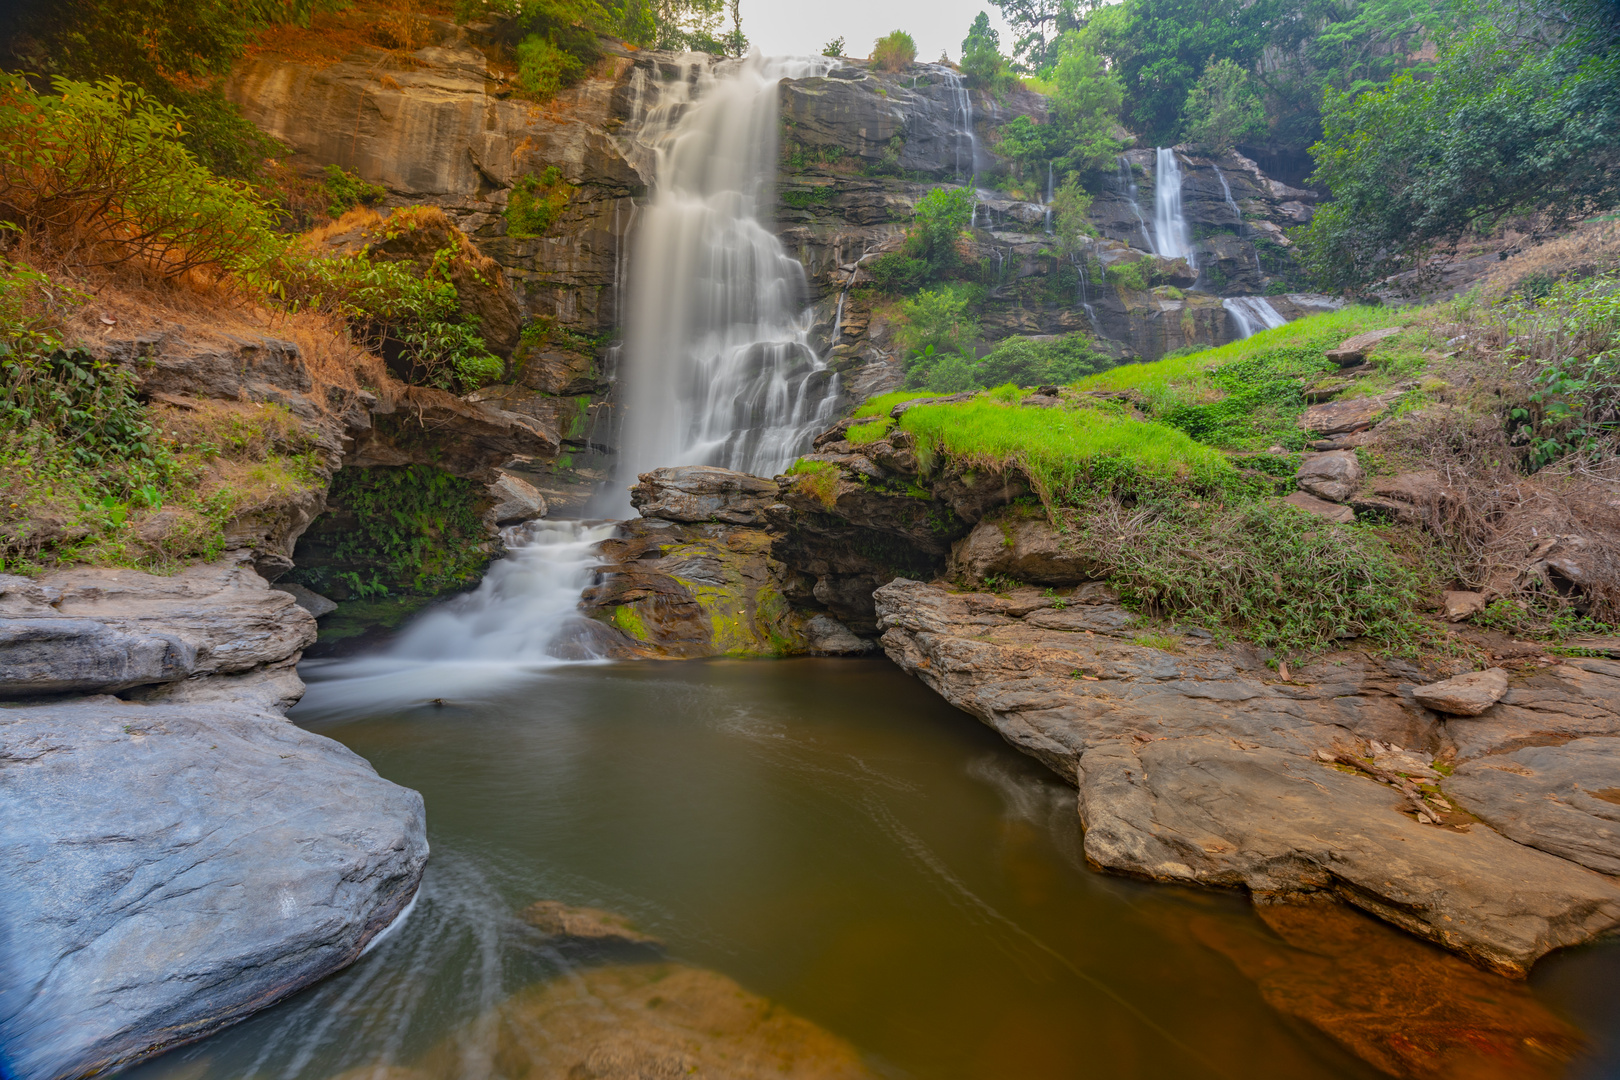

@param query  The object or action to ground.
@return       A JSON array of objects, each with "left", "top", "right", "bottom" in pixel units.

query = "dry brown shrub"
[
  {"left": 1481, "top": 219, "right": 1620, "bottom": 300},
  {"left": 1375, "top": 405, "right": 1620, "bottom": 622}
]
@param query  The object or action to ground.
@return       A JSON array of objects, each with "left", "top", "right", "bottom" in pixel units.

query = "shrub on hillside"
[
  {"left": 274, "top": 250, "right": 502, "bottom": 393},
  {"left": 872, "top": 30, "right": 917, "bottom": 72},
  {"left": 323, "top": 165, "right": 386, "bottom": 219},
  {"left": 0, "top": 75, "right": 281, "bottom": 277}
]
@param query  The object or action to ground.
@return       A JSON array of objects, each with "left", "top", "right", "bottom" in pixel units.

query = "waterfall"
[
  {"left": 301, "top": 520, "right": 621, "bottom": 709},
  {"left": 1222, "top": 296, "right": 1287, "bottom": 339},
  {"left": 1043, "top": 160, "right": 1054, "bottom": 233},
  {"left": 1213, "top": 166, "right": 1241, "bottom": 224},
  {"left": 943, "top": 70, "right": 976, "bottom": 183},
  {"left": 1116, "top": 157, "right": 1152, "bottom": 252},
  {"left": 1072, "top": 251, "right": 1102, "bottom": 336},
  {"left": 1151, "top": 147, "right": 1196, "bottom": 267},
  {"left": 614, "top": 54, "right": 840, "bottom": 507}
]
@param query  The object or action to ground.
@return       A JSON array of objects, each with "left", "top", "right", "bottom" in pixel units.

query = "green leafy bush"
[
  {"left": 898, "top": 287, "right": 978, "bottom": 358},
  {"left": 1106, "top": 257, "right": 1152, "bottom": 292},
  {"left": 0, "top": 75, "right": 281, "bottom": 277},
  {"left": 1182, "top": 57, "right": 1266, "bottom": 153},
  {"left": 506, "top": 166, "right": 573, "bottom": 237},
  {"left": 274, "top": 250, "right": 502, "bottom": 393},
  {"left": 515, "top": 34, "right": 586, "bottom": 99},
  {"left": 323, "top": 164, "right": 386, "bottom": 218},
  {"left": 872, "top": 30, "right": 918, "bottom": 72},
  {"left": 868, "top": 253, "right": 930, "bottom": 293},
  {"left": 975, "top": 334, "right": 1110, "bottom": 386}
]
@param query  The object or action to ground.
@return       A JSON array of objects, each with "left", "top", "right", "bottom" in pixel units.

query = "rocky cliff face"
[{"left": 228, "top": 35, "right": 1329, "bottom": 490}]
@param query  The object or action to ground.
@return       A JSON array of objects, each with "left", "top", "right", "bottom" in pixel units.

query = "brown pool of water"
[{"left": 124, "top": 658, "right": 1620, "bottom": 1080}]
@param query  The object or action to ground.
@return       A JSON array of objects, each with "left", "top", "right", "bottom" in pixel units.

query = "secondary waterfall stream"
[{"left": 612, "top": 53, "right": 840, "bottom": 508}]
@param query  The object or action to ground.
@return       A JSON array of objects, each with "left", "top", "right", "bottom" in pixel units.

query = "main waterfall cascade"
[
  {"left": 1150, "top": 147, "right": 1196, "bottom": 267},
  {"left": 610, "top": 53, "right": 842, "bottom": 511}
]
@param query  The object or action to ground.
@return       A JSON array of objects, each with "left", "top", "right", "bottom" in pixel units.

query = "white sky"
[{"left": 740, "top": 1, "right": 1017, "bottom": 65}]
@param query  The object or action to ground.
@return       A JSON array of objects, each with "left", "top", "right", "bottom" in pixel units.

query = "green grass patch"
[
  {"left": 784, "top": 459, "right": 841, "bottom": 509},
  {"left": 845, "top": 418, "right": 893, "bottom": 445},
  {"left": 896, "top": 397, "right": 1242, "bottom": 502},
  {"left": 1076, "top": 305, "right": 1407, "bottom": 404},
  {"left": 851, "top": 391, "right": 940, "bottom": 419}
]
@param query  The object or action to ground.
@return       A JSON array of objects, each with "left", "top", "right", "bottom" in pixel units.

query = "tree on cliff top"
[{"left": 1183, "top": 58, "right": 1266, "bottom": 153}]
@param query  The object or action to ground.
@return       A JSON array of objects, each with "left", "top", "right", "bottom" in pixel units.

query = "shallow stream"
[{"left": 125, "top": 656, "right": 1620, "bottom": 1080}]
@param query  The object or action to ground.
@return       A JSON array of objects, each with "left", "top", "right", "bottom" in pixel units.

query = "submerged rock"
[
  {"left": 521, "top": 901, "right": 661, "bottom": 946},
  {"left": 355, "top": 962, "right": 878, "bottom": 1080},
  {"left": 0, "top": 688, "right": 428, "bottom": 1080},
  {"left": 1193, "top": 900, "right": 1583, "bottom": 1079}
]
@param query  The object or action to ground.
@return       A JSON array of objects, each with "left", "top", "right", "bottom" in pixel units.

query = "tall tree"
[
  {"left": 992, "top": 0, "right": 1086, "bottom": 71},
  {"left": 1299, "top": 0, "right": 1620, "bottom": 291}
]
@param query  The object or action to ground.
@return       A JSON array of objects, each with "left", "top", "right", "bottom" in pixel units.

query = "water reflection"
[{"left": 121, "top": 659, "right": 1616, "bottom": 1080}]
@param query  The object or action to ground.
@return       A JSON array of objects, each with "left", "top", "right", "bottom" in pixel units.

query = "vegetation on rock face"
[
  {"left": 0, "top": 76, "right": 282, "bottom": 279},
  {"left": 0, "top": 261, "right": 323, "bottom": 573},
  {"left": 505, "top": 166, "right": 573, "bottom": 238},
  {"left": 284, "top": 464, "right": 490, "bottom": 598}
]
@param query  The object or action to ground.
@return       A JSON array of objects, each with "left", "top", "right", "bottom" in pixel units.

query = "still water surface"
[{"left": 127, "top": 658, "right": 1620, "bottom": 1079}]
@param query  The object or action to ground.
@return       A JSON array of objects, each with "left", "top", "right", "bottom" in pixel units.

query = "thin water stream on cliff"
[{"left": 121, "top": 654, "right": 1620, "bottom": 1080}]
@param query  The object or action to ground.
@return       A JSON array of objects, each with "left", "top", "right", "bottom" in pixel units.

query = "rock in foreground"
[
  {"left": 0, "top": 687, "right": 427, "bottom": 1078},
  {"left": 874, "top": 577, "right": 1620, "bottom": 977},
  {"left": 337, "top": 962, "right": 877, "bottom": 1080}
]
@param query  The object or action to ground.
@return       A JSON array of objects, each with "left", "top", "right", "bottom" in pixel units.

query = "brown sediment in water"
[{"left": 1191, "top": 899, "right": 1584, "bottom": 1079}]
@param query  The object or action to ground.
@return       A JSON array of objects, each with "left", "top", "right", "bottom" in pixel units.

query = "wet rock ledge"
[
  {"left": 0, "top": 557, "right": 428, "bottom": 1080},
  {"left": 872, "top": 578, "right": 1620, "bottom": 978}
]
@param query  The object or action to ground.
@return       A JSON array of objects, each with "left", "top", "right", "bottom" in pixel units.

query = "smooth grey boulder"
[
  {"left": 631, "top": 466, "right": 779, "bottom": 525},
  {"left": 0, "top": 618, "right": 196, "bottom": 698},
  {"left": 270, "top": 582, "right": 338, "bottom": 619},
  {"left": 487, "top": 470, "right": 548, "bottom": 527},
  {"left": 0, "top": 691, "right": 428, "bottom": 1080},
  {"left": 1448, "top": 737, "right": 1620, "bottom": 875}
]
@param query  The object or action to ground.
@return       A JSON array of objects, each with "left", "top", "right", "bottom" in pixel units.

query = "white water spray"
[
  {"left": 1116, "top": 157, "right": 1153, "bottom": 252},
  {"left": 1151, "top": 147, "right": 1196, "bottom": 267},
  {"left": 1222, "top": 296, "right": 1287, "bottom": 339},
  {"left": 614, "top": 54, "right": 840, "bottom": 507},
  {"left": 299, "top": 520, "right": 620, "bottom": 710}
]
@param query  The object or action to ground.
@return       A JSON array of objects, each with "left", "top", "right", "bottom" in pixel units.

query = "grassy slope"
[{"left": 810, "top": 306, "right": 1448, "bottom": 657}]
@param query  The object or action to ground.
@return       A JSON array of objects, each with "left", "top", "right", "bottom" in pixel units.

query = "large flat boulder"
[
  {"left": 0, "top": 618, "right": 195, "bottom": 698},
  {"left": 873, "top": 578, "right": 1620, "bottom": 976},
  {"left": 631, "top": 466, "right": 779, "bottom": 525},
  {"left": 0, "top": 685, "right": 428, "bottom": 1079},
  {"left": 0, "top": 556, "right": 315, "bottom": 688},
  {"left": 1447, "top": 738, "right": 1620, "bottom": 875}
]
